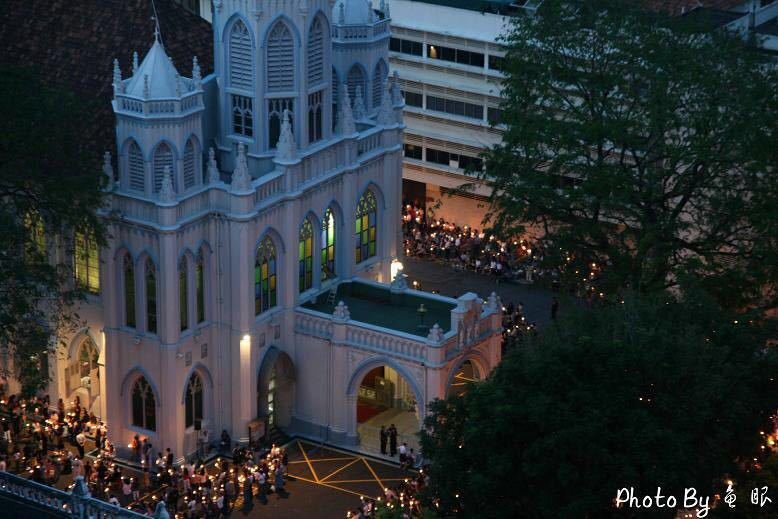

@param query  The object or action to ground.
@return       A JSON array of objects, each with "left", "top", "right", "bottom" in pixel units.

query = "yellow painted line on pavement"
[
  {"left": 297, "top": 439, "right": 319, "bottom": 482},
  {"left": 319, "top": 458, "right": 361, "bottom": 482}
]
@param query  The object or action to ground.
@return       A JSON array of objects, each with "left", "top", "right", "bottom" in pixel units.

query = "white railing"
[
  {"left": 294, "top": 309, "right": 334, "bottom": 339},
  {"left": 0, "top": 472, "right": 145, "bottom": 518},
  {"left": 344, "top": 323, "right": 428, "bottom": 362},
  {"left": 356, "top": 128, "right": 382, "bottom": 156}
]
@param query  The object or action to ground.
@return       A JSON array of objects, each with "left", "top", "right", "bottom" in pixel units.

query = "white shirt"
[{"left": 398, "top": 445, "right": 407, "bottom": 456}]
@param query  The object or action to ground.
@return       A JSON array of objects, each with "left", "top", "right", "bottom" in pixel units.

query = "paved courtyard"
[{"left": 402, "top": 257, "right": 557, "bottom": 326}]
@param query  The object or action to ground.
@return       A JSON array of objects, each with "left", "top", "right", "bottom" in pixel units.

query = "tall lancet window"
[
  {"left": 298, "top": 218, "right": 314, "bottom": 293},
  {"left": 347, "top": 65, "right": 365, "bottom": 107},
  {"left": 185, "top": 372, "right": 203, "bottom": 429},
  {"left": 321, "top": 208, "right": 336, "bottom": 280},
  {"left": 372, "top": 60, "right": 388, "bottom": 109},
  {"left": 307, "top": 17, "right": 325, "bottom": 86},
  {"left": 179, "top": 257, "right": 188, "bottom": 332},
  {"left": 152, "top": 143, "right": 174, "bottom": 193},
  {"left": 145, "top": 259, "right": 157, "bottom": 334},
  {"left": 254, "top": 237, "right": 277, "bottom": 315},
  {"left": 229, "top": 19, "right": 253, "bottom": 90},
  {"left": 183, "top": 138, "right": 196, "bottom": 190},
  {"left": 266, "top": 22, "right": 294, "bottom": 92},
  {"left": 128, "top": 140, "right": 145, "bottom": 192},
  {"left": 124, "top": 254, "right": 136, "bottom": 328},
  {"left": 131, "top": 376, "right": 156, "bottom": 432},
  {"left": 355, "top": 189, "right": 377, "bottom": 264}
]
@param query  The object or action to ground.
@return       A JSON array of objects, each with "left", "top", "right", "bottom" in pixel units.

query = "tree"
[
  {"left": 419, "top": 293, "right": 777, "bottom": 518},
  {"left": 480, "top": 0, "right": 778, "bottom": 308},
  {"left": 0, "top": 65, "right": 107, "bottom": 395}
]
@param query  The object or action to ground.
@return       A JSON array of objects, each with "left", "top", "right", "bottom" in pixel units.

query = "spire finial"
[
  {"left": 339, "top": 3, "right": 345, "bottom": 24},
  {"left": 391, "top": 70, "right": 403, "bottom": 105},
  {"left": 143, "top": 74, "right": 150, "bottom": 99},
  {"left": 353, "top": 86, "right": 366, "bottom": 120},
  {"left": 192, "top": 56, "right": 202, "bottom": 87},
  {"left": 159, "top": 166, "right": 176, "bottom": 202},
  {"left": 337, "top": 83, "right": 356, "bottom": 135},
  {"left": 102, "top": 151, "right": 115, "bottom": 190},
  {"left": 207, "top": 147, "right": 220, "bottom": 183},
  {"left": 275, "top": 109, "right": 298, "bottom": 161},
  {"left": 132, "top": 51, "right": 139, "bottom": 75},
  {"left": 175, "top": 73, "right": 181, "bottom": 97},
  {"left": 231, "top": 143, "right": 252, "bottom": 192},
  {"left": 112, "top": 59, "right": 122, "bottom": 94}
]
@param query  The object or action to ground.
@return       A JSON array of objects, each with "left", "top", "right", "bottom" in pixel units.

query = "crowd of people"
[{"left": 346, "top": 469, "right": 430, "bottom": 518}]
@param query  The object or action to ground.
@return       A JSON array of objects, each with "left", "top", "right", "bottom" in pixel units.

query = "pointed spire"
[
  {"left": 192, "top": 56, "right": 202, "bottom": 88},
  {"left": 391, "top": 70, "right": 403, "bottom": 105},
  {"left": 377, "top": 80, "right": 394, "bottom": 126},
  {"left": 159, "top": 166, "right": 176, "bottom": 202},
  {"left": 143, "top": 74, "right": 150, "bottom": 99},
  {"left": 275, "top": 109, "right": 298, "bottom": 161},
  {"left": 207, "top": 147, "right": 220, "bottom": 183},
  {"left": 132, "top": 51, "right": 139, "bottom": 75},
  {"left": 231, "top": 143, "right": 252, "bottom": 192},
  {"left": 102, "top": 151, "right": 114, "bottom": 189},
  {"left": 339, "top": 2, "right": 345, "bottom": 24},
  {"left": 368, "top": 1, "right": 376, "bottom": 22},
  {"left": 112, "top": 59, "right": 122, "bottom": 94},
  {"left": 337, "top": 84, "right": 356, "bottom": 135},
  {"left": 385, "top": 0, "right": 391, "bottom": 18},
  {"left": 353, "top": 86, "right": 366, "bottom": 120}
]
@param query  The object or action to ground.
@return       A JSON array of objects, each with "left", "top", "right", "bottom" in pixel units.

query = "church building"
[{"left": 51, "top": 0, "right": 502, "bottom": 461}]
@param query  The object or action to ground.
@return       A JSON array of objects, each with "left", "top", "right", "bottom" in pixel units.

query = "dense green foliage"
[
  {"left": 480, "top": 0, "right": 778, "bottom": 308},
  {"left": 0, "top": 66, "right": 106, "bottom": 395},
  {"left": 420, "top": 293, "right": 777, "bottom": 517}
]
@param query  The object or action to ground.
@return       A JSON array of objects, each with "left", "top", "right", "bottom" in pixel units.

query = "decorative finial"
[
  {"left": 275, "top": 109, "right": 298, "bottom": 161},
  {"left": 427, "top": 323, "right": 443, "bottom": 343},
  {"left": 377, "top": 79, "right": 394, "bottom": 126},
  {"left": 391, "top": 70, "right": 403, "bottom": 105},
  {"left": 385, "top": 0, "right": 391, "bottom": 18},
  {"left": 231, "top": 143, "right": 252, "bottom": 192},
  {"left": 337, "top": 84, "right": 356, "bottom": 135},
  {"left": 192, "top": 56, "right": 202, "bottom": 87},
  {"left": 159, "top": 166, "right": 176, "bottom": 202},
  {"left": 353, "top": 86, "right": 366, "bottom": 120},
  {"left": 132, "top": 51, "right": 139, "bottom": 75},
  {"left": 368, "top": 1, "right": 376, "bottom": 22},
  {"left": 207, "top": 147, "right": 220, "bottom": 183},
  {"left": 175, "top": 73, "right": 182, "bottom": 97},
  {"left": 153, "top": 22, "right": 161, "bottom": 44},
  {"left": 102, "top": 151, "right": 114, "bottom": 190},
  {"left": 391, "top": 270, "right": 408, "bottom": 291},
  {"left": 333, "top": 301, "right": 351, "bottom": 321},
  {"left": 112, "top": 59, "right": 122, "bottom": 94},
  {"left": 143, "top": 74, "right": 150, "bottom": 99},
  {"left": 339, "top": 3, "right": 345, "bottom": 24}
]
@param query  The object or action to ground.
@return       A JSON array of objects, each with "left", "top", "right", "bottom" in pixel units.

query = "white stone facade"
[{"left": 48, "top": 0, "right": 501, "bottom": 461}]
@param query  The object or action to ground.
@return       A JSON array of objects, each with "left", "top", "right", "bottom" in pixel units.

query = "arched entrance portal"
[
  {"left": 355, "top": 365, "right": 420, "bottom": 456},
  {"left": 448, "top": 359, "right": 481, "bottom": 398},
  {"left": 257, "top": 348, "right": 295, "bottom": 432},
  {"left": 66, "top": 337, "right": 101, "bottom": 415}
]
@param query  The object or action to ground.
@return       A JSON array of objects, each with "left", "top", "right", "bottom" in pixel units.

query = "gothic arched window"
[
  {"left": 74, "top": 231, "right": 100, "bottom": 294},
  {"left": 131, "top": 376, "right": 156, "bottom": 431},
  {"left": 267, "top": 22, "right": 295, "bottom": 92},
  {"left": 321, "top": 208, "right": 336, "bottom": 280},
  {"left": 124, "top": 254, "right": 135, "bottom": 328},
  {"left": 308, "top": 91, "right": 323, "bottom": 143},
  {"left": 185, "top": 372, "right": 203, "bottom": 429},
  {"left": 152, "top": 142, "right": 174, "bottom": 193},
  {"left": 355, "top": 189, "right": 377, "bottom": 264},
  {"left": 307, "top": 16, "right": 325, "bottom": 86},
  {"left": 145, "top": 259, "right": 157, "bottom": 334},
  {"left": 195, "top": 253, "right": 205, "bottom": 324},
  {"left": 183, "top": 138, "right": 196, "bottom": 190},
  {"left": 128, "top": 140, "right": 145, "bottom": 192},
  {"left": 298, "top": 218, "right": 314, "bottom": 293},
  {"left": 77, "top": 338, "right": 99, "bottom": 379},
  {"left": 347, "top": 65, "right": 365, "bottom": 107},
  {"left": 254, "top": 237, "right": 277, "bottom": 315},
  {"left": 179, "top": 257, "right": 188, "bottom": 332},
  {"left": 229, "top": 19, "right": 253, "bottom": 90},
  {"left": 372, "top": 60, "right": 388, "bottom": 108},
  {"left": 268, "top": 99, "right": 294, "bottom": 148}
]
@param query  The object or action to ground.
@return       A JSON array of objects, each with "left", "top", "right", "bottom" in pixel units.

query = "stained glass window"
[
  {"left": 255, "top": 237, "right": 277, "bottom": 315},
  {"left": 355, "top": 190, "right": 377, "bottom": 264},
  {"left": 74, "top": 231, "right": 100, "bottom": 294},
  {"left": 124, "top": 254, "right": 135, "bottom": 328},
  {"left": 146, "top": 259, "right": 157, "bottom": 334},
  {"left": 299, "top": 218, "right": 314, "bottom": 292},
  {"left": 131, "top": 376, "right": 156, "bottom": 431},
  {"left": 321, "top": 208, "right": 336, "bottom": 280}
]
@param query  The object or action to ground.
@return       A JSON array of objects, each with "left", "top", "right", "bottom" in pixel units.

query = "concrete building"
[{"left": 37, "top": 0, "right": 502, "bottom": 463}]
